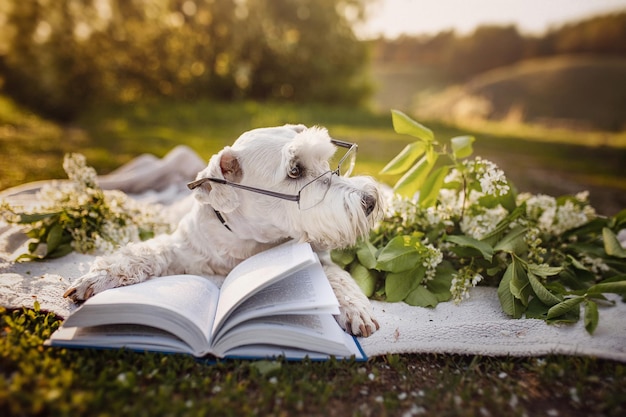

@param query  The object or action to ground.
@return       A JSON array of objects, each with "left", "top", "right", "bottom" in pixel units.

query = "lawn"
[
  {"left": 1, "top": 96, "right": 626, "bottom": 416},
  {"left": 2, "top": 96, "right": 625, "bottom": 214},
  {"left": 1, "top": 305, "right": 624, "bottom": 417}
]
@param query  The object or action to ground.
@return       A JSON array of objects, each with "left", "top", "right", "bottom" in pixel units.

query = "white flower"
[
  {"left": 421, "top": 243, "right": 443, "bottom": 282},
  {"left": 9, "top": 153, "right": 174, "bottom": 257},
  {"left": 450, "top": 267, "right": 483, "bottom": 304},
  {"left": 581, "top": 255, "right": 610, "bottom": 274},
  {"left": 62, "top": 153, "right": 99, "bottom": 189},
  {"left": 552, "top": 200, "right": 595, "bottom": 235},
  {"left": 477, "top": 164, "right": 509, "bottom": 196},
  {"left": 460, "top": 205, "right": 508, "bottom": 240},
  {"left": 523, "top": 194, "right": 595, "bottom": 235}
]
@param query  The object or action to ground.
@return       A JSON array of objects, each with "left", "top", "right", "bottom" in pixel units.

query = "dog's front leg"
[
  {"left": 63, "top": 234, "right": 180, "bottom": 302},
  {"left": 318, "top": 251, "right": 380, "bottom": 337}
]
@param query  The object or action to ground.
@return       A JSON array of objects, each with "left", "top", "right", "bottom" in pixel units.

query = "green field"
[
  {"left": 1, "top": 95, "right": 625, "bottom": 215},
  {"left": 2, "top": 304, "right": 625, "bottom": 417}
]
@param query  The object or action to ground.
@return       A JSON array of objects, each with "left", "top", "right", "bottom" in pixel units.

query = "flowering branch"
[
  {"left": 1, "top": 154, "right": 173, "bottom": 261},
  {"left": 333, "top": 111, "right": 626, "bottom": 334}
]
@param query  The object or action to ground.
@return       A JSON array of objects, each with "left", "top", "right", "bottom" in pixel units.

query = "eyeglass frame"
[{"left": 187, "top": 139, "right": 358, "bottom": 208}]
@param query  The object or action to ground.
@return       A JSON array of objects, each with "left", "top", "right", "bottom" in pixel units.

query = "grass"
[
  {"left": 1, "top": 96, "right": 626, "bottom": 415},
  {"left": 2, "top": 95, "right": 625, "bottom": 214},
  {"left": 2, "top": 305, "right": 625, "bottom": 417}
]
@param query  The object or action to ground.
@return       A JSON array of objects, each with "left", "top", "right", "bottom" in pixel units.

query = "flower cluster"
[
  {"left": 450, "top": 267, "right": 484, "bottom": 304},
  {"left": 380, "top": 155, "right": 604, "bottom": 297},
  {"left": 343, "top": 113, "right": 626, "bottom": 333},
  {"left": 518, "top": 192, "right": 596, "bottom": 236},
  {"left": 1, "top": 153, "right": 173, "bottom": 260},
  {"left": 421, "top": 242, "right": 443, "bottom": 282}
]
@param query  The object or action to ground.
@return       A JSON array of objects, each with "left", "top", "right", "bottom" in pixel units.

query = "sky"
[{"left": 359, "top": 0, "right": 626, "bottom": 39}]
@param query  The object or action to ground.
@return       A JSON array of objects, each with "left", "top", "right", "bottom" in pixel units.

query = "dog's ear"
[{"left": 193, "top": 147, "right": 242, "bottom": 212}]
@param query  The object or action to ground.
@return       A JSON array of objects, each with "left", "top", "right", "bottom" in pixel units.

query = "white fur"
[{"left": 64, "top": 124, "right": 383, "bottom": 337}]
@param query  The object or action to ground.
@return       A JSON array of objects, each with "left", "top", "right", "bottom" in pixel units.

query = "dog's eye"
[{"left": 288, "top": 165, "right": 302, "bottom": 179}]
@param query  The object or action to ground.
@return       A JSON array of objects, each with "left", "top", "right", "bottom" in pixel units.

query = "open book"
[{"left": 46, "top": 242, "right": 365, "bottom": 360}]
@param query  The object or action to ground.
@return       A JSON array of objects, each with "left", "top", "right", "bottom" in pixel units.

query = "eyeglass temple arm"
[
  {"left": 330, "top": 139, "right": 357, "bottom": 150},
  {"left": 187, "top": 177, "right": 300, "bottom": 202}
]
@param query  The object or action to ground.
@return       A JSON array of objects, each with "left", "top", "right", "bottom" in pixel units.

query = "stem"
[{"left": 460, "top": 173, "right": 467, "bottom": 221}]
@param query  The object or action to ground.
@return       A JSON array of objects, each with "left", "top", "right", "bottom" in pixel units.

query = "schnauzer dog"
[{"left": 64, "top": 124, "right": 382, "bottom": 336}]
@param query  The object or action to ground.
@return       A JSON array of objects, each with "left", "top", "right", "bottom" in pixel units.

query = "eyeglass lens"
[
  {"left": 338, "top": 145, "right": 356, "bottom": 177},
  {"left": 298, "top": 171, "right": 332, "bottom": 210},
  {"left": 299, "top": 143, "right": 357, "bottom": 210}
]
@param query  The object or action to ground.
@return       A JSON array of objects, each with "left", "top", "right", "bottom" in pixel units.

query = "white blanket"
[{"left": 2, "top": 147, "right": 625, "bottom": 362}]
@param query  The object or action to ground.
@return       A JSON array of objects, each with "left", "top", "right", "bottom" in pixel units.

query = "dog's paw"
[
  {"left": 336, "top": 297, "right": 380, "bottom": 337},
  {"left": 63, "top": 270, "right": 113, "bottom": 302}
]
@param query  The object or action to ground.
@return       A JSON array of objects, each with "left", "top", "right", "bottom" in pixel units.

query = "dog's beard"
[{"left": 292, "top": 186, "right": 381, "bottom": 250}]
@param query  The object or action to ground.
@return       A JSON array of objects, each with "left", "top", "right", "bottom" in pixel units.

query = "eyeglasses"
[{"left": 187, "top": 139, "right": 357, "bottom": 210}]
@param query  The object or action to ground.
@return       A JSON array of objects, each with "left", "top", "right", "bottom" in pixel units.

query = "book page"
[
  {"left": 63, "top": 275, "right": 220, "bottom": 352},
  {"left": 48, "top": 324, "right": 195, "bottom": 355},
  {"left": 212, "top": 242, "right": 317, "bottom": 335},
  {"left": 212, "top": 262, "right": 339, "bottom": 341},
  {"left": 212, "top": 314, "right": 361, "bottom": 358}
]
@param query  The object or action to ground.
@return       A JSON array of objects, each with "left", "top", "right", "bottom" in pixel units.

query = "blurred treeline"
[
  {"left": 0, "top": 0, "right": 370, "bottom": 121},
  {"left": 373, "top": 12, "right": 626, "bottom": 81}
]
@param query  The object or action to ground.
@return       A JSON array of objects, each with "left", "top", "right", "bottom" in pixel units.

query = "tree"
[{"left": 0, "top": 0, "right": 372, "bottom": 120}]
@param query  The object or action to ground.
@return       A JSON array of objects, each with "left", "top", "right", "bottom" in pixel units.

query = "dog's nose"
[{"left": 362, "top": 194, "right": 377, "bottom": 216}]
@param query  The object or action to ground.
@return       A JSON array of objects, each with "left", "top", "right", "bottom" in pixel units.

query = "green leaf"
[
  {"left": 525, "top": 297, "right": 551, "bottom": 319},
  {"left": 527, "top": 272, "right": 562, "bottom": 307},
  {"left": 330, "top": 248, "right": 355, "bottom": 268},
  {"left": 558, "top": 267, "right": 595, "bottom": 291},
  {"left": 356, "top": 240, "right": 378, "bottom": 270},
  {"left": 611, "top": 208, "right": 626, "bottom": 229},
  {"left": 393, "top": 154, "right": 438, "bottom": 198},
  {"left": 379, "top": 142, "right": 427, "bottom": 175},
  {"left": 526, "top": 263, "right": 563, "bottom": 278},
  {"left": 450, "top": 135, "right": 475, "bottom": 159},
  {"left": 16, "top": 253, "right": 43, "bottom": 262},
  {"left": 494, "top": 226, "right": 528, "bottom": 255},
  {"left": 498, "top": 263, "right": 525, "bottom": 318},
  {"left": 405, "top": 285, "right": 439, "bottom": 307},
  {"left": 391, "top": 109, "right": 434, "bottom": 142},
  {"left": 509, "top": 257, "right": 532, "bottom": 306},
  {"left": 481, "top": 205, "right": 525, "bottom": 246},
  {"left": 586, "top": 281, "right": 626, "bottom": 295},
  {"left": 17, "top": 212, "right": 59, "bottom": 224},
  {"left": 418, "top": 165, "right": 450, "bottom": 208},
  {"left": 45, "top": 223, "right": 63, "bottom": 255},
  {"left": 139, "top": 228, "right": 155, "bottom": 241},
  {"left": 583, "top": 300, "right": 599, "bottom": 334},
  {"left": 547, "top": 296, "right": 584, "bottom": 319},
  {"left": 425, "top": 261, "right": 455, "bottom": 302},
  {"left": 567, "top": 255, "right": 588, "bottom": 271},
  {"left": 445, "top": 234, "right": 493, "bottom": 262},
  {"left": 47, "top": 243, "right": 74, "bottom": 259},
  {"left": 603, "top": 227, "right": 626, "bottom": 258},
  {"left": 350, "top": 263, "right": 377, "bottom": 298},
  {"left": 377, "top": 235, "right": 422, "bottom": 273},
  {"left": 385, "top": 267, "right": 424, "bottom": 302}
]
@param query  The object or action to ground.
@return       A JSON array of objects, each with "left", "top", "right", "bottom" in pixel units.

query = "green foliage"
[
  {"left": 337, "top": 112, "right": 626, "bottom": 333},
  {"left": 0, "top": 0, "right": 370, "bottom": 120},
  {"left": 3, "top": 307, "right": 624, "bottom": 417}
]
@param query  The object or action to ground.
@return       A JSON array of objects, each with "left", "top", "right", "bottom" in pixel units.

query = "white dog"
[{"left": 63, "top": 124, "right": 382, "bottom": 336}]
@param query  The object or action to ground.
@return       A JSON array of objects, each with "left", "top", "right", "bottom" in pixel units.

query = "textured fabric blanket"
[{"left": 1, "top": 147, "right": 625, "bottom": 362}]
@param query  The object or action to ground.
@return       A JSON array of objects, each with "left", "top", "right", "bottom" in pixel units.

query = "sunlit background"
[
  {"left": 0, "top": 0, "right": 625, "bottom": 213},
  {"left": 362, "top": 0, "right": 626, "bottom": 38}
]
